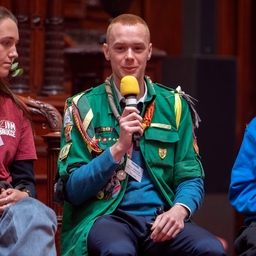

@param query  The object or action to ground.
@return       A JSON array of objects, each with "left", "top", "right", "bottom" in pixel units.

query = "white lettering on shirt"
[{"left": 0, "top": 120, "right": 16, "bottom": 137}]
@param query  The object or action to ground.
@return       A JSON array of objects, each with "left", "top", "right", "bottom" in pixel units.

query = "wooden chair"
[{"left": 17, "top": 95, "right": 63, "bottom": 255}]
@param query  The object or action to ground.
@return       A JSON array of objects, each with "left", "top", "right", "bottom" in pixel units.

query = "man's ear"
[{"left": 103, "top": 43, "right": 110, "bottom": 61}]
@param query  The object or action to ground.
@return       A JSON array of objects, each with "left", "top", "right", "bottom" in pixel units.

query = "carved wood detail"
[{"left": 17, "top": 95, "right": 62, "bottom": 131}]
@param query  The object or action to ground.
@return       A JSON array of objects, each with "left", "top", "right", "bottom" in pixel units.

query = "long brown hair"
[{"left": 0, "top": 7, "right": 31, "bottom": 121}]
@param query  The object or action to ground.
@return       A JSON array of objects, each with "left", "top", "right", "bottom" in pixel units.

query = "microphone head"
[{"left": 120, "top": 76, "right": 140, "bottom": 97}]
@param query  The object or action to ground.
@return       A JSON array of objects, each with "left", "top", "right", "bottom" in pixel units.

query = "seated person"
[
  {"left": 56, "top": 13, "right": 226, "bottom": 256},
  {"left": 229, "top": 117, "right": 256, "bottom": 255},
  {"left": 0, "top": 6, "right": 57, "bottom": 256}
]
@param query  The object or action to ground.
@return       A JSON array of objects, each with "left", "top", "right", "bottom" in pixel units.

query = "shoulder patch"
[{"left": 59, "top": 143, "right": 72, "bottom": 161}]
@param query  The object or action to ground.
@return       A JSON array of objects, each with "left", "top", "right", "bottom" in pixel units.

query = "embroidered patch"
[
  {"left": 65, "top": 125, "right": 73, "bottom": 142},
  {"left": 150, "top": 123, "right": 171, "bottom": 130},
  {"left": 159, "top": 148, "right": 167, "bottom": 159},
  {"left": 59, "top": 143, "right": 72, "bottom": 160},
  {"left": 63, "top": 106, "right": 73, "bottom": 127}
]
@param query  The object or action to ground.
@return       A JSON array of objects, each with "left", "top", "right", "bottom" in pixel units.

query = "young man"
[{"left": 57, "top": 14, "right": 226, "bottom": 255}]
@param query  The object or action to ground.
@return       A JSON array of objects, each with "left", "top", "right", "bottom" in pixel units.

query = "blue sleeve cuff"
[
  {"left": 174, "top": 203, "right": 191, "bottom": 221},
  {"left": 173, "top": 178, "right": 204, "bottom": 217}
]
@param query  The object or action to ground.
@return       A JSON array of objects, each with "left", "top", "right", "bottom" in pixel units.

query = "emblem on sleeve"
[
  {"left": 59, "top": 143, "right": 72, "bottom": 160},
  {"left": 65, "top": 125, "right": 73, "bottom": 142},
  {"left": 64, "top": 106, "right": 73, "bottom": 127}
]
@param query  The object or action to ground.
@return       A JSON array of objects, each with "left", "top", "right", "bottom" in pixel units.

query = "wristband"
[{"left": 22, "top": 189, "right": 32, "bottom": 197}]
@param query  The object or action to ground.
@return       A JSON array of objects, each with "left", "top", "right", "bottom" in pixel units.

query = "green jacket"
[{"left": 58, "top": 76, "right": 204, "bottom": 255}]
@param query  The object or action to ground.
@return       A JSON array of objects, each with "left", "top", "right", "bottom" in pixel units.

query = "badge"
[
  {"left": 124, "top": 158, "right": 143, "bottom": 182},
  {"left": 64, "top": 106, "right": 73, "bottom": 127},
  {"left": 59, "top": 143, "right": 72, "bottom": 160},
  {"left": 159, "top": 148, "right": 167, "bottom": 159},
  {"left": 111, "top": 178, "right": 121, "bottom": 198},
  {"left": 116, "top": 170, "right": 127, "bottom": 181},
  {"left": 65, "top": 125, "right": 73, "bottom": 142},
  {"left": 96, "top": 190, "right": 104, "bottom": 200}
]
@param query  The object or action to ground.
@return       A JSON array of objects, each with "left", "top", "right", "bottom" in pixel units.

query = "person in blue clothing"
[{"left": 229, "top": 117, "right": 256, "bottom": 255}]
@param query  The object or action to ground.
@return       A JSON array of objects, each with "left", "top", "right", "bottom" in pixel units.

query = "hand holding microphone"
[{"left": 120, "top": 75, "right": 141, "bottom": 151}]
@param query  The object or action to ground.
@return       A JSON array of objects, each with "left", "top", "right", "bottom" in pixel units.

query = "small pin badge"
[{"left": 159, "top": 148, "right": 167, "bottom": 159}]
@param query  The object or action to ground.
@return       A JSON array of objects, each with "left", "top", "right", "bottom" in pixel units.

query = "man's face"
[{"left": 103, "top": 23, "right": 152, "bottom": 89}]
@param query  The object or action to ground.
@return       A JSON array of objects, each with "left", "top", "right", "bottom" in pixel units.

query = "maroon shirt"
[{"left": 0, "top": 95, "right": 37, "bottom": 182}]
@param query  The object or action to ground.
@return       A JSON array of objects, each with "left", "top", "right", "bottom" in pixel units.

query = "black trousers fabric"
[
  {"left": 88, "top": 208, "right": 226, "bottom": 256},
  {"left": 235, "top": 222, "right": 256, "bottom": 256}
]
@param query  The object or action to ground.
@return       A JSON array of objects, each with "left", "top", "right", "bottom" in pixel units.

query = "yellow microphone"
[
  {"left": 120, "top": 75, "right": 140, "bottom": 107},
  {"left": 120, "top": 75, "right": 141, "bottom": 150}
]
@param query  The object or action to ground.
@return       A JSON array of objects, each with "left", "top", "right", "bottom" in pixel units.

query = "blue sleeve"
[
  {"left": 173, "top": 177, "right": 204, "bottom": 218},
  {"left": 229, "top": 118, "right": 256, "bottom": 216},
  {"left": 65, "top": 148, "right": 120, "bottom": 205}
]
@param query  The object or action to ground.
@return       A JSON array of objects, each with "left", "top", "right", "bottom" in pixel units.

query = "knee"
[
  {"left": 88, "top": 226, "right": 137, "bottom": 256},
  {"left": 88, "top": 242, "right": 137, "bottom": 256},
  {"left": 13, "top": 198, "right": 57, "bottom": 227},
  {"left": 196, "top": 237, "right": 227, "bottom": 256}
]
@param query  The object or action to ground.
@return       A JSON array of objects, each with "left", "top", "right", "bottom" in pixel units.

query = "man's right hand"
[{"left": 110, "top": 106, "right": 143, "bottom": 162}]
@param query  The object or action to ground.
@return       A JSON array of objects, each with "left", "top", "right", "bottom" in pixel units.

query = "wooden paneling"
[
  {"left": 64, "top": 0, "right": 87, "bottom": 19},
  {"left": 217, "top": 0, "right": 237, "bottom": 56},
  {"left": 143, "top": 0, "right": 182, "bottom": 56},
  {"left": 29, "top": 0, "right": 47, "bottom": 94}
]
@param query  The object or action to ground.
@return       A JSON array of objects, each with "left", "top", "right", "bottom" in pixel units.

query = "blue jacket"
[{"left": 229, "top": 117, "right": 256, "bottom": 225}]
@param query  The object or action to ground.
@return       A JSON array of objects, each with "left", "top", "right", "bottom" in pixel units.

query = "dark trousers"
[
  {"left": 235, "top": 222, "right": 256, "bottom": 256},
  {"left": 88, "top": 208, "right": 226, "bottom": 256}
]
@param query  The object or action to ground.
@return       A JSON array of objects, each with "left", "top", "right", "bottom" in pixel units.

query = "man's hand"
[
  {"left": 150, "top": 204, "right": 189, "bottom": 242},
  {"left": 110, "top": 106, "right": 143, "bottom": 162}
]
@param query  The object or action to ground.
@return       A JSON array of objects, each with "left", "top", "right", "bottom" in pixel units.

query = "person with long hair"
[{"left": 0, "top": 6, "right": 57, "bottom": 255}]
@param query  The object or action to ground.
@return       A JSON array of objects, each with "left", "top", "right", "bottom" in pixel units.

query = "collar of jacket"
[{"left": 107, "top": 76, "right": 156, "bottom": 122}]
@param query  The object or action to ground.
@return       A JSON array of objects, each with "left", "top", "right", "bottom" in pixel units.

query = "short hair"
[
  {"left": 0, "top": 6, "right": 17, "bottom": 25},
  {"left": 106, "top": 14, "right": 150, "bottom": 43}
]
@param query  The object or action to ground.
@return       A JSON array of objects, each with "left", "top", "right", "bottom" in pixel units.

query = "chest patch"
[{"left": 0, "top": 120, "right": 16, "bottom": 137}]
